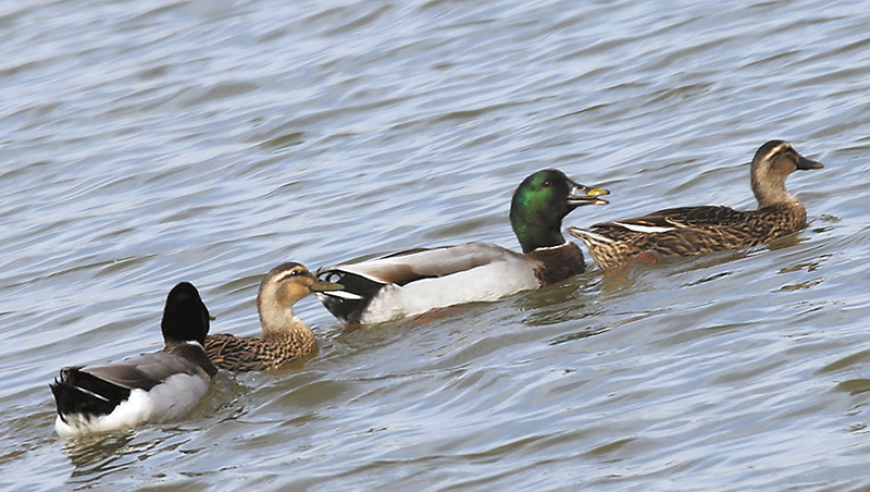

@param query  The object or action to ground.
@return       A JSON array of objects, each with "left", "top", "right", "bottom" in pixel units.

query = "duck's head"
[
  {"left": 510, "top": 169, "right": 609, "bottom": 253},
  {"left": 258, "top": 262, "right": 343, "bottom": 319},
  {"left": 161, "top": 282, "right": 211, "bottom": 346},
  {"left": 750, "top": 140, "right": 823, "bottom": 208}
]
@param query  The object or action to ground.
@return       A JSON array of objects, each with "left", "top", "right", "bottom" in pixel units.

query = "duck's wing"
[
  {"left": 73, "top": 352, "right": 192, "bottom": 391},
  {"left": 328, "top": 243, "right": 521, "bottom": 285},
  {"left": 83, "top": 347, "right": 214, "bottom": 389},
  {"left": 204, "top": 334, "right": 309, "bottom": 372},
  {"left": 594, "top": 206, "right": 750, "bottom": 232},
  {"left": 206, "top": 334, "right": 262, "bottom": 372}
]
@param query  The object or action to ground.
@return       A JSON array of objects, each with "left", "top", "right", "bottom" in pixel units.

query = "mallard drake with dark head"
[
  {"left": 567, "top": 140, "right": 823, "bottom": 271},
  {"left": 316, "top": 169, "right": 609, "bottom": 325},
  {"left": 204, "top": 263, "right": 342, "bottom": 372},
  {"left": 49, "top": 282, "right": 217, "bottom": 437}
]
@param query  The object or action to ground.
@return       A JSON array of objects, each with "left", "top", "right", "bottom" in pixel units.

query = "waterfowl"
[
  {"left": 204, "top": 262, "right": 343, "bottom": 372},
  {"left": 316, "top": 169, "right": 609, "bottom": 324},
  {"left": 49, "top": 282, "right": 217, "bottom": 438},
  {"left": 567, "top": 140, "right": 824, "bottom": 271}
]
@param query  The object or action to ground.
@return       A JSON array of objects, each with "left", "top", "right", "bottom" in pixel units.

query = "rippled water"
[{"left": 2, "top": 0, "right": 870, "bottom": 490}]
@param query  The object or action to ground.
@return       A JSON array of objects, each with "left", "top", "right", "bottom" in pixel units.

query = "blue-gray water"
[{"left": 2, "top": 0, "right": 870, "bottom": 490}]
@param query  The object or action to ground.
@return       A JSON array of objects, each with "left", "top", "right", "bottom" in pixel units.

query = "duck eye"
[{"left": 543, "top": 180, "right": 550, "bottom": 187}]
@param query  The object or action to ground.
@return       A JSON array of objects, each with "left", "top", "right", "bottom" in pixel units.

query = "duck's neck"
[
  {"left": 752, "top": 170, "right": 797, "bottom": 209},
  {"left": 754, "top": 189, "right": 802, "bottom": 211},
  {"left": 510, "top": 215, "right": 568, "bottom": 253},
  {"left": 257, "top": 298, "right": 311, "bottom": 341},
  {"left": 757, "top": 194, "right": 803, "bottom": 213}
]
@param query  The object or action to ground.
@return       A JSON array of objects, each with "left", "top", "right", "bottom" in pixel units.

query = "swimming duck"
[
  {"left": 49, "top": 282, "right": 217, "bottom": 438},
  {"left": 316, "top": 169, "right": 609, "bottom": 324},
  {"left": 204, "top": 262, "right": 343, "bottom": 372},
  {"left": 567, "top": 140, "right": 823, "bottom": 271}
]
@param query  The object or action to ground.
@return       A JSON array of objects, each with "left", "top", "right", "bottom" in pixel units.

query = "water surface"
[{"left": 2, "top": 0, "right": 870, "bottom": 490}]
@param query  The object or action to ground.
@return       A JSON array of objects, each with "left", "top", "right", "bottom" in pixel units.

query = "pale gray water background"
[{"left": 1, "top": 0, "right": 869, "bottom": 490}]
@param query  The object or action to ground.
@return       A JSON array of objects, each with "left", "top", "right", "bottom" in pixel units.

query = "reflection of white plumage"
[
  {"left": 317, "top": 170, "right": 609, "bottom": 324},
  {"left": 49, "top": 282, "right": 217, "bottom": 437}
]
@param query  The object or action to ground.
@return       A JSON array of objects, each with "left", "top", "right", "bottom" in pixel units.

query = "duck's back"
[
  {"left": 205, "top": 332, "right": 315, "bottom": 372},
  {"left": 575, "top": 203, "right": 808, "bottom": 270}
]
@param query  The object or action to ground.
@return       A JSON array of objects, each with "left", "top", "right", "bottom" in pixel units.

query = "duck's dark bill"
[
  {"left": 311, "top": 280, "right": 344, "bottom": 292},
  {"left": 569, "top": 185, "right": 610, "bottom": 206},
  {"left": 796, "top": 156, "right": 824, "bottom": 170}
]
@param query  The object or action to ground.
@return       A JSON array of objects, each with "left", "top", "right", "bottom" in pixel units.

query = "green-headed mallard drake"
[
  {"left": 49, "top": 282, "right": 217, "bottom": 438},
  {"left": 204, "top": 262, "right": 342, "bottom": 372},
  {"left": 316, "top": 169, "right": 609, "bottom": 324},
  {"left": 567, "top": 140, "right": 823, "bottom": 271}
]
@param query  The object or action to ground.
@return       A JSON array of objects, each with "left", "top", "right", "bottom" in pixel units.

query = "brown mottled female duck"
[
  {"left": 205, "top": 262, "right": 342, "bottom": 372},
  {"left": 567, "top": 140, "right": 823, "bottom": 271}
]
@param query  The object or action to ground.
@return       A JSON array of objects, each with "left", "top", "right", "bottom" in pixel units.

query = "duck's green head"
[{"left": 510, "top": 169, "right": 609, "bottom": 253}]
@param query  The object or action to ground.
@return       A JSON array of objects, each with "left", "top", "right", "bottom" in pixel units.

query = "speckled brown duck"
[
  {"left": 205, "top": 262, "right": 342, "bottom": 372},
  {"left": 567, "top": 140, "right": 824, "bottom": 271}
]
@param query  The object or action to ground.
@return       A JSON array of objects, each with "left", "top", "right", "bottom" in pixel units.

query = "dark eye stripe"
[
  {"left": 275, "top": 269, "right": 306, "bottom": 282},
  {"left": 765, "top": 143, "right": 794, "bottom": 167}
]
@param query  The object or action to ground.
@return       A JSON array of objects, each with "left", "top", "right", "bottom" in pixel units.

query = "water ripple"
[{"left": 2, "top": 0, "right": 870, "bottom": 490}]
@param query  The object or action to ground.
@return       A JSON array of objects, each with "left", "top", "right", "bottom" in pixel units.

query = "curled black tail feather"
[
  {"left": 49, "top": 367, "right": 131, "bottom": 422},
  {"left": 317, "top": 269, "right": 384, "bottom": 324}
]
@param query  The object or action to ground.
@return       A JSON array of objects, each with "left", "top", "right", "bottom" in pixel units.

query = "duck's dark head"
[
  {"left": 510, "top": 169, "right": 609, "bottom": 253},
  {"left": 161, "top": 282, "right": 211, "bottom": 345},
  {"left": 750, "top": 140, "right": 823, "bottom": 208}
]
